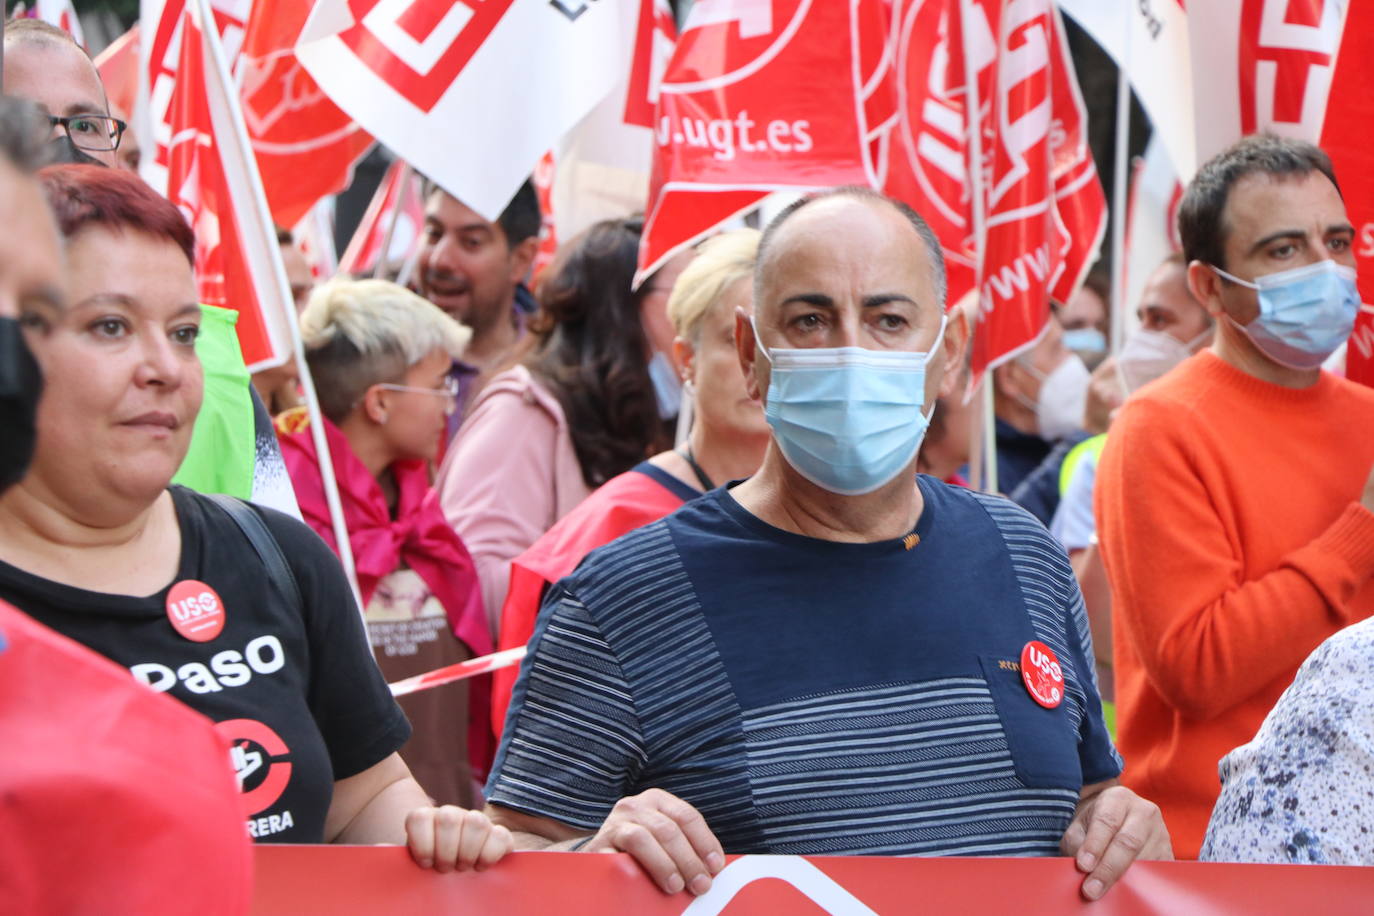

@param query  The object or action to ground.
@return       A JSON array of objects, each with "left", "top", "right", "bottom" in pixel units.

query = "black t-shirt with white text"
[{"left": 0, "top": 486, "right": 411, "bottom": 843}]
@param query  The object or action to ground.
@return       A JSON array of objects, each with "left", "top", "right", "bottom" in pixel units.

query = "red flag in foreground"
[
  {"left": 337, "top": 158, "right": 424, "bottom": 278},
  {"left": 956, "top": 0, "right": 1106, "bottom": 376},
  {"left": 252, "top": 846, "right": 1374, "bottom": 915},
  {"left": 637, "top": 0, "right": 892, "bottom": 284},
  {"left": 1320, "top": 1, "right": 1374, "bottom": 388},
  {"left": 167, "top": 0, "right": 295, "bottom": 370},
  {"left": 238, "top": 0, "right": 374, "bottom": 230}
]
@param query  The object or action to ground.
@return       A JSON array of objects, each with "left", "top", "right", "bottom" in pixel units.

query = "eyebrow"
[
  {"left": 1247, "top": 223, "right": 1355, "bottom": 257},
  {"left": 61, "top": 101, "right": 110, "bottom": 118},
  {"left": 780, "top": 292, "right": 921, "bottom": 309},
  {"left": 71, "top": 294, "right": 201, "bottom": 317}
]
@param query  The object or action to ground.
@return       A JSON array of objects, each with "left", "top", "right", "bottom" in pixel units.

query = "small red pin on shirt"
[
  {"left": 1020, "top": 640, "right": 1064, "bottom": 709},
  {"left": 166, "top": 580, "right": 226, "bottom": 643}
]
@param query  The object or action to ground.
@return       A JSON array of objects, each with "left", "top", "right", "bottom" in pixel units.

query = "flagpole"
[
  {"left": 192, "top": 0, "right": 366, "bottom": 621},
  {"left": 1109, "top": 8, "right": 1132, "bottom": 357},
  {"left": 958, "top": 0, "right": 997, "bottom": 495},
  {"left": 373, "top": 160, "right": 412, "bottom": 280}
]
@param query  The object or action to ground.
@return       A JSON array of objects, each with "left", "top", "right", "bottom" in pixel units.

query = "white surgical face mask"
[
  {"left": 1016, "top": 354, "right": 1089, "bottom": 442},
  {"left": 1117, "top": 326, "right": 1212, "bottom": 394}
]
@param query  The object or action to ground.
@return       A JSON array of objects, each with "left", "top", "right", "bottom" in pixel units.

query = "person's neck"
[
  {"left": 689, "top": 419, "right": 768, "bottom": 486},
  {"left": 0, "top": 480, "right": 158, "bottom": 551},
  {"left": 462, "top": 304, "right": 520, "bottom": 374},
  {"left": 338, "top": 417, "right": 397, "bottom": 483},
  {"left": 1212, "top": 326, "right": 1321, "bottom": 390},
  {"left": 993, "top": 392, "right": 1038, "bottom": 437},
  {"left": 731, "top": 445, "right": 924, "bottom": 543}
]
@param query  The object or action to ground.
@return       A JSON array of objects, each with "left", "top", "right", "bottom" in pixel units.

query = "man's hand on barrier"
[
  {"left": 582, "top": 789, "right": 726, "bottom": 896},
  {"left": 1061, "top": 780, "right": 1173, "bottom": 901},
  {"left": 405, "top": 806, "right": 514, "bottom": 873}
]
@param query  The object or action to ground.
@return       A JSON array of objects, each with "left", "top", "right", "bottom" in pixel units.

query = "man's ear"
[
  {"left": 508, "top": 236, "right": 539, "bottom": 285},
  {"left": 1187, "top": 260, "right": 1227, "bottom": 320},
  {"left": 935, "top": 307, "right": 970, "bottom": 400},
  {"left": 672, "top": 335, "right": 696, "bottom": 385},
  {"left": 735, "top": 307, "right": 763, "bottom": 402}
]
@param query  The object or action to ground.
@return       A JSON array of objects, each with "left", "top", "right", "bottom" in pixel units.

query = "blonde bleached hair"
[
  {"left": 300, "top": 278, "right": 470, "bottom": 423},
  {"left": 666, "top": 228, "right": 760, "bottom": 345}
]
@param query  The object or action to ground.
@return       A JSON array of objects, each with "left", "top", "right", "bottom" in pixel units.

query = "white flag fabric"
[
  {"left": 1056, "top": 0, "right": 1196, "bottom": 181},
  {"left": 29, "top": 0, "right": 86, "bottom": 45},
  {"left": 1124, "top": 135, "right": 1182, "bottom": 328},
  {"left": 296, "top": 0, "right": 631, "bottom": 222},
  {"left": 1186, "top": 0, "right": 1347, "bottom": 167}
]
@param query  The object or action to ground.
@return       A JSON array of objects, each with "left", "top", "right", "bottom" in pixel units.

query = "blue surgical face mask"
[
  {"left": 753, "top": 315, "right": 947, "bottom": 496},
  {"left": 1211, "top": 259, "right": 1360, "bottom": 370},
  {"left": 1062, "top": 327, "right": 1107, "bottom": 358}
]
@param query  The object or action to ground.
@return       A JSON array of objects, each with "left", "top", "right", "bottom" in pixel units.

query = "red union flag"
[
  {"left": 955, "top": 0, "right": 1105, "bottom": 375},
  {"left": 1188, "top": 0, "right": 1348, "bottom": 165},
  {"left": 238, "top": 0, "right": 375, "bottom": 229},
  {"left": 1320, "top": 0, "right": 1374, "bottom": 387},
  {"left": 168, "top": 0, "right": 295, "bottom": 370},
  {"left": 637, "top": 0, "right": 891, "bottom": 283},
  {"left": 297, "top": 0, "right": 627, "bottom": 223},
  {"left": 138, "top": 0, "right": 249, "bottom": 195},
  {"left": 883, "top": 0, "right": 978, "bottom": 309}
]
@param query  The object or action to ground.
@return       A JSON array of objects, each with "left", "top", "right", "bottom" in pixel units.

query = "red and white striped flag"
[{"left": 166, "top": 0, "right": 296, "bottom": 371}]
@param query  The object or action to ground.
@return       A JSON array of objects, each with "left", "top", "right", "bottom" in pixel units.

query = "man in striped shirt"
[{"left": 484, "top": 188, "right": 1172, "bottom": 901}]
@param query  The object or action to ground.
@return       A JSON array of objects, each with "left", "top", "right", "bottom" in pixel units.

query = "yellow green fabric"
[
  {"left": 171, "top": 305, "right": 255, "bottom": 499},
  {"left": 1058, "top": 433, "right": 1108, "bottom": 496}
]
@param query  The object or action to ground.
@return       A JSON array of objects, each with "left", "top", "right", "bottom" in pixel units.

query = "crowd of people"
[{"left": 2, "top": 16, "right": 1373, "bottom": 909}]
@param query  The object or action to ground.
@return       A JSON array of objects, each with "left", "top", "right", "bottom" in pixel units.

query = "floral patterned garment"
[{"left": 1202, "top": 617, "right": 1374, "bottom": 865}]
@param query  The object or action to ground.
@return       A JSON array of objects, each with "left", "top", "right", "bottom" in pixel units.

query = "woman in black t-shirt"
[{"left": 0, "top": 164, "right": 509, "bottom": 871}]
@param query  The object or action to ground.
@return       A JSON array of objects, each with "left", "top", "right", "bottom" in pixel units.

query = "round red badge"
[
  {"left": 165, "top": 580, "right": 226, "bottom": 643},
  {"left": 1020, "top": 641, "right": 1064, "bottom": 709}
]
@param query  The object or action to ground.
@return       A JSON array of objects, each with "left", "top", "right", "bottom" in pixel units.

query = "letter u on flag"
[
  {"left": 296, "top": 0, "right": 631, "bottom": 222},
  {"left": 167, "top": 0, "right": 296, "bottom": 371}
]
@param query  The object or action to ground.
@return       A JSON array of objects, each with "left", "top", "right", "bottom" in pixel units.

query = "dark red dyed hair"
[{"left": 38, "top": 164, "right": 196, "bottom": 267}]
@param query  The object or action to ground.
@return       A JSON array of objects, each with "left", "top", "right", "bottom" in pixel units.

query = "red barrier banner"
[{"left": 252, "top": 847, "right": 1374, "bottom": 915}]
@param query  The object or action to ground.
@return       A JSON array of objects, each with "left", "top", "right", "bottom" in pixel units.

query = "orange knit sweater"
[{"left": 1096, "top": 350, "right": 1374, "bottom": 858}]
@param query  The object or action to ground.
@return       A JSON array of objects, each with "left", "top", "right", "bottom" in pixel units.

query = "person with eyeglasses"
[
  {"left": 275, "top": 278, "right": 494, "bottom": 809},
  {"left": 3, "top": 19, "right": 123, "bottom": 167}
]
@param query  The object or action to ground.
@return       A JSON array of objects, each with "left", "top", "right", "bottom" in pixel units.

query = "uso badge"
[
  {"left": 1020, "top": 641, "right": 1064, "bottom": 709},
  {"left": 166, "top": 580, "right": 226, "bottom": 643}
]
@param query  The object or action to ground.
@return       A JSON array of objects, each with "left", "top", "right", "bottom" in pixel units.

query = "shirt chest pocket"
[{"left": 979, "top": 655, "right": 1083, "bottom": 791}]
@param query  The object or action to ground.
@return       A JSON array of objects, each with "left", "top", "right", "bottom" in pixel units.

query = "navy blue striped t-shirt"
[{"left": 487, "top": 475, "right": 1121, "bottom": 856}]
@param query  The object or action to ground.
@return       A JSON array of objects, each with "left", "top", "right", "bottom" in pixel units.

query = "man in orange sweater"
[{"left": 1097, "top": 135, "right": 1374, "bottom": 858}]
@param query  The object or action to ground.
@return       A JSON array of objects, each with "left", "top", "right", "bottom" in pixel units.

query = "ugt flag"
[
  {"left": 238, "top": 0, "right": 376, "bottom": 229},
  {"left": 955, "top": 0, "right": 1106, "bottom": 376},
  {"left": 167, "top": 0, "right": 296, "bottom": 371},
  {"left": 297, "top": 0, "right": 630, "bottom": 223},
  {"left": 637, "top": 0, "right": 894, "bottom": 284}
]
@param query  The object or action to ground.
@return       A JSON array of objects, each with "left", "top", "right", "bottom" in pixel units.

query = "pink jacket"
[{"left": 434, "top": 365, "right": 592, "bottom": 635}]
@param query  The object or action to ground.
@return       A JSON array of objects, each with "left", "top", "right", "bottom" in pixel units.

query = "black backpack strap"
[{"left": 205, "top": 493, "right": 303, "bottom": 612}]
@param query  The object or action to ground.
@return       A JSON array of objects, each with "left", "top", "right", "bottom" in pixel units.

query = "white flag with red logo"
[
  {"left": 238, "top": 0, "right": 375, "bottom": 230},
  {"left": 137, "top": 0, "right": 250, "bottom": 195},
  {"left": 337, "top": 157, "right": 424, "bottom": 277},
  {"left": 1188, "top": 0, "right": 1348, "bottom": 166},
  {"left": 551, "top": 0, "right": 677, "bottom": 246},
  {"left": 954, "top": 0, "right": 1106, "bottom": 375},
  {"left": 167, "top": 0, "right": 295, "bottom": 371},
  {"left": 295, "top": 0, "right": 629, "bottom": 224},
  {"left": 637, "top": 0, "right": 894, "bottom": 284},
  {"left": 1057, "top": 0, "right": 1195, "bottom": 181}
]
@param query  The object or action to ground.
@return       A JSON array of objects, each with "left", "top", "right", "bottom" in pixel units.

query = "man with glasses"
[{"left": 3, "top": 19, "right": 124, "bottom": 167}]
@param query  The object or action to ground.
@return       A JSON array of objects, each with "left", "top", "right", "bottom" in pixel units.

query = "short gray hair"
[{"left": 300, "top": 279, "right": 471, "bottom": 422}]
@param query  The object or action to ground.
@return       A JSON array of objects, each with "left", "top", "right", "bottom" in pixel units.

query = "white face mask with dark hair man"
[{"left": 1015, "top": 353, "right": 1091, "bottom": 441}]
